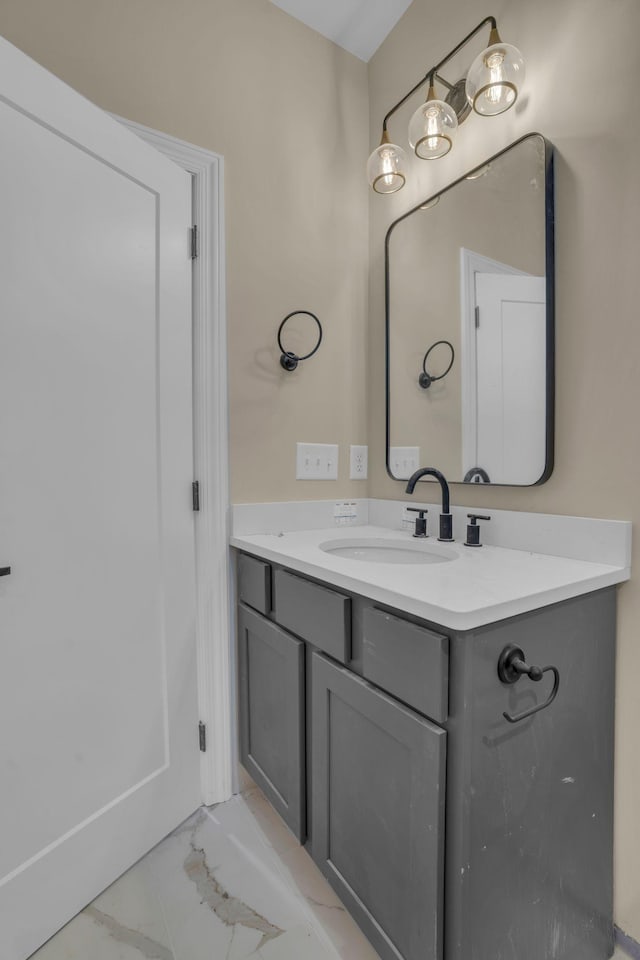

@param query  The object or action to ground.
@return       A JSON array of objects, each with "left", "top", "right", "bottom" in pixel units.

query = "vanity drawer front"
[
  {"left": 362, "top": 607, "right": 448, "bottom": 723},
  {"left": 273, "top": 569, "right": 351, "bottom": 663},
  {"left": 238, "top": 553, "right": 272, "bottom": 615}
]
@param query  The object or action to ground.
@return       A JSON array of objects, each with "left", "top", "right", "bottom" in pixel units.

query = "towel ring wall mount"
[
  {"left": 418, "top": 339, "right": 455, "bottom": 388},
  {"left": 278, "top": 311, "right": 323, "bottom": 372}
]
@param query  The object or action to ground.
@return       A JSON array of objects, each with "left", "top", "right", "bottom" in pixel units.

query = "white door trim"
[{"left": 113, "top": 116, "right": 232, "bottom": 806}]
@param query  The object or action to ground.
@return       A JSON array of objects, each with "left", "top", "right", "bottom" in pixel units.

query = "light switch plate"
[
  {"left": 389, "top": 446, "right": 420, "bottom": 480},
  {"left": 296, "top": 443, "right": 339, "bottom": 480}
]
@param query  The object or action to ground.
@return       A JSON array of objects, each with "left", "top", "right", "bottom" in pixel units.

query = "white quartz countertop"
[{"left": 230, "top": 524, "right": 630, "bottom": 630}]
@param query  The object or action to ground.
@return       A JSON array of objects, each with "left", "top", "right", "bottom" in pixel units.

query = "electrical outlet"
[
  {"left": 389, "top": 446, "right": 420, "bottom": 480},
  {"left": 296, "top": 443, "right": 339, "bottom": 480},
  {"left": 349, "top": 445, "right": 368, "bottom": 480}
]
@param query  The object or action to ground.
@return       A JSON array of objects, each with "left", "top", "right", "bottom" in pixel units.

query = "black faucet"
[{"left": 405, "top": 467, "right": 454, "bottom": 541}]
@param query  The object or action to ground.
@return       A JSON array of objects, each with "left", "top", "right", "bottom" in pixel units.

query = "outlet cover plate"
[{"left": 349, "top": 445, "right": 368, "bottom": 480}]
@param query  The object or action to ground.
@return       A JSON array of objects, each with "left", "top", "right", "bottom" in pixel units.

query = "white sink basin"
[{"left": 319, "top": 538, "right": 457, "bottom": 565}]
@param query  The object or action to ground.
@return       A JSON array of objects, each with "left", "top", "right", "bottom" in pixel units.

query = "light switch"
[
  {"left": 296, "top": 443, "right": 339, "bottom": 480},
  {"left": 389, "top": 446, "right": 420, "bottom": 480}
]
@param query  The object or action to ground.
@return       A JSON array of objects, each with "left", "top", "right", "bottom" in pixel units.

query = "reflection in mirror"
[{"left": 386, "top": 133, "right": 554, "bottom": 486}]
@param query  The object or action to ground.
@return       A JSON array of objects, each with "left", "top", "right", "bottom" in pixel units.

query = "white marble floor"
[
  {"left": 30, "top": 771, "right": 631, "bottom": 960},
  {"left": 30, "top": 771, "right": 381, "bottom": 960}
]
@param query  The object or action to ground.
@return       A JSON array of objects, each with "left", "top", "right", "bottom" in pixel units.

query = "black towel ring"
[
  {"left": 278, "top": 311, "right": 323, "bottom": 371},
  {"left": 419, "top": 339, "right": 455, "bottom": 389}
]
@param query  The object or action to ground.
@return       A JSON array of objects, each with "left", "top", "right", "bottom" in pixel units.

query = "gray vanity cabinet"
[
  {"left": 235, "top": 551, "right": 617, "bottom": 960},
  {"left": 444, "top": 588, "right": 617, "bottom": 960},
  {"left": 237, "top": 603, "right": 305, "bottom": 841},
  {"left": 311, "top": 652, "right": 446, "bottom": 960}
]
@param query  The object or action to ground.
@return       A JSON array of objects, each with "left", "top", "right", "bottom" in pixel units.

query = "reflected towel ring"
[
  {"left": 464, "top": 466, "right": 491, "bottom": 483},
  {"left": 277, "top": 311, "right": 323, "bottom": 372},
  {"left": 419, "top": 339, "right": 455, "bottom": 388}
]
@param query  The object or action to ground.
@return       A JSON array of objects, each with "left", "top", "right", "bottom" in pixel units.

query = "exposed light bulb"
[
  {"left": 367, "top": 136, "right": 408, "bottom": 194},
  {"left": 466, "top": 35, "right": 525, "bottom": 117},
  {"left": 408, "top": 86, "right": 458, "bottom": 160},
  {"left": 424, "top": 105, "right": 444, "bottom": 154},
  {"left": 380, "top": 147, "right": 397, "bottom": 187},
  {"left": 484, "top": 50, "right": 507, "bottom": 106}
]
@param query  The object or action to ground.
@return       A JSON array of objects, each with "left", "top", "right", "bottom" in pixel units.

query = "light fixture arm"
[
  {"left": 426, "top": 71, "right": 438, "bottom": 101},
  {"left": 433, "top": 73, "right": 455, "bottom": 92},
  {"left": 381, "top": 15, "right": 497, "bottom": 133}
]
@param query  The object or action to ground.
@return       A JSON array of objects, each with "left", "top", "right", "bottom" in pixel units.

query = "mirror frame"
[{"left": 385, "top": 132, "right": 555, "bottom": 487}]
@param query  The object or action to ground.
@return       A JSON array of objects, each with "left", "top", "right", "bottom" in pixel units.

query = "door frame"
[{"left": 113, "top": 116, "right": 231, "bottom": 806}]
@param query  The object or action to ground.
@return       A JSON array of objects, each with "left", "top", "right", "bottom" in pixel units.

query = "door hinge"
[
  {"left": 475, "top": 306, "right": 480, "bottom": 328},
  {"left": 192, "top": 481, "right": 200, "bottom": 512},
  {"left": 190, "top": 224, "right": 199, "bottom": 260},
  {"left": 199, "top": 721, "right": 207, "bottom": 752}
]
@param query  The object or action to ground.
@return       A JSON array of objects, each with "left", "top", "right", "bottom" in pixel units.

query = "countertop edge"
[{"left": 229, "top": 532, "right": 630, "bottom": 631}]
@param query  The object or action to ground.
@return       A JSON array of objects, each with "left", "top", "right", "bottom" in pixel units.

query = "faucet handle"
[
  {"left": 407, "top": 507, "right": 428, "bottom": 538},
  {"left": 465, "top": 514, "right": 491, "bottom": 547}
]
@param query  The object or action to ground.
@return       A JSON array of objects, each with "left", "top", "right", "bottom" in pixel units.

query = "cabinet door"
[
  {"left": 238, "top": 604, "right": 305, "bottom": 841},
  {"left": 311, "top": 653, "right": 446, "bottom": 960}
]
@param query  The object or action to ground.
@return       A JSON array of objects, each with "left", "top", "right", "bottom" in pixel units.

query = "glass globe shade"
[
  {"left": 408, "top": 98, "right": 457, "bottom": 160},
  {"left": 367, "top": 141, "right": 408, "bottom": 194},
  {"left": 465, "top": 42, "right": 525, "bottom": 117}
]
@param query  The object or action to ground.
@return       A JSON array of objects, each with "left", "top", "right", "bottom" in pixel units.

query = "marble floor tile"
[
  {"left": 30, "top": 857, "right": 175, "bottom": 960},
  {"left": 38, "top": 785, "right": 363, "bottom": 960},
  {"left": 238, "top": 783, "right": 301, "bottom": 859},
  {"left": 29, "top": 770, "right": 635, "bottom": 960}
]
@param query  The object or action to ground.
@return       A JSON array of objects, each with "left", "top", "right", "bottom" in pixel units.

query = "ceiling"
[{"left": 269, "top": 0, "right": 414, "bottom": 62}]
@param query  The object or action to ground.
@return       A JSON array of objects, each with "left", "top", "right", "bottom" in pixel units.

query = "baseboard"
[{"left": 616, "top": 926, "right": 640, "bottom": 959}]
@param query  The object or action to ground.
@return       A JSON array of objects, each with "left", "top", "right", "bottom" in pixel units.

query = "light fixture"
[
  {"left": 367, "top": 16, "right": 525, "bottom": 195},
  {"left": 466, "top": 25, "right": 525, "bottom": 116},
  {"left": 408, "top": 73, "right": 458, "bottom": 160},
  {"left": 367, "top": 131, "right": 408, "bottom": 195}
]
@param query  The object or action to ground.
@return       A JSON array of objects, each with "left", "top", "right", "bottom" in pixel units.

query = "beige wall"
[
  {"left": 369, "top": 0, "right": 640, "bottom": 937},
  {"left": 0, "top": 0, "right": 370, "bottom": 504},
  {"left": 1, "top": 0, "right": 639, "bottom": 941}
]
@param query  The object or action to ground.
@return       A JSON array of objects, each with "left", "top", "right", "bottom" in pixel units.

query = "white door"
[
  {"left": 474, "top": 273, "right": 547, "bottom": 484},
  {"left": 0, "top": 38, "right": 200, "bottom": 959}
]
